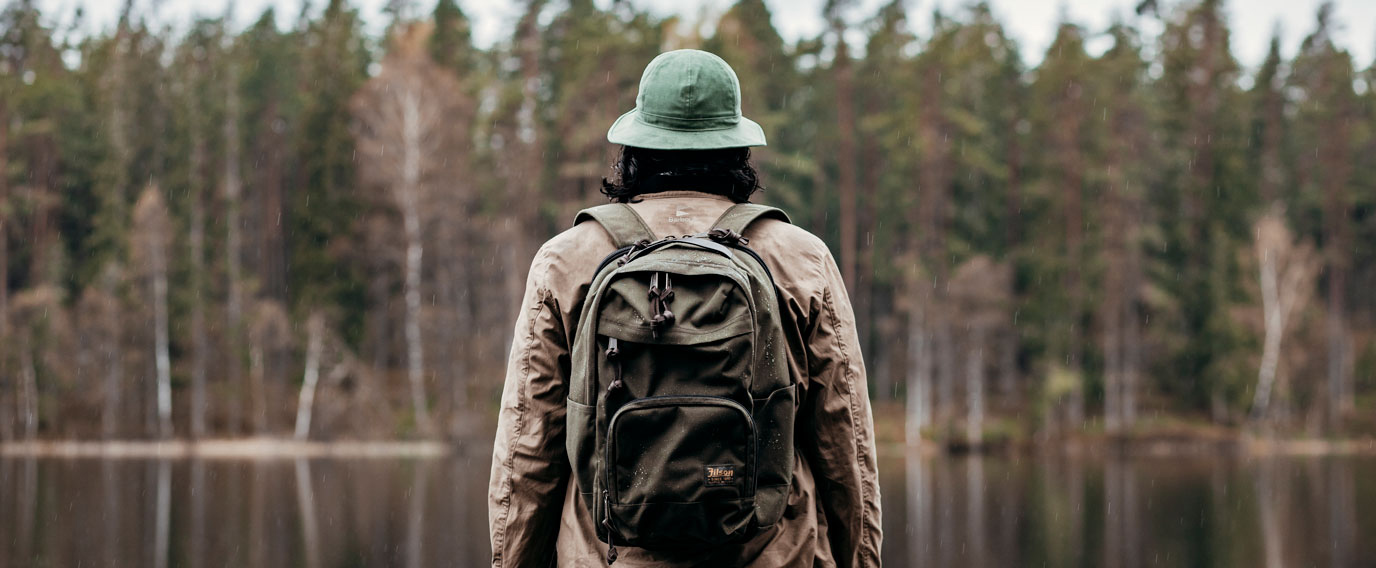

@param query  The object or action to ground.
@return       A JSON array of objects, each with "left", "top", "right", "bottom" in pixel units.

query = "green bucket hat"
[{"left": 607, "top": 49, "right": 766, "bottom": 150}]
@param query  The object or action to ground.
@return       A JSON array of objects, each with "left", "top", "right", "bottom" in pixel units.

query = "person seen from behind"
[{"left": 488, "top": 49, "right": 882, "bottom": 567}]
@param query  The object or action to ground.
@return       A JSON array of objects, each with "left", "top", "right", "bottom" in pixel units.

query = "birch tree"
[
  {"left": 949, "top": 256, "right": 1012, "bottom": 446},
  {"left": 352, "top": 23, "right": 469, "bottom": 434},
  {"left": 295, "top": 313, "right": 325, "bottom": 440},
  {"left": 132, "top": 185, "right": 173, "bottom": 438},
  {"left": 1249, "top": 212, "right": 1319, "bottom": 424}
]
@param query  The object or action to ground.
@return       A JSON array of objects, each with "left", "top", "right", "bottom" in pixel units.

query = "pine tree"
[
  {"left": 855, "top": 0, "right": 915, "bottom": 401},
  {"left": 429, "top": 0, "right": 473, "bottom": 77},
  {"left": 293, "top": 0, "right": 370, "bottom": 344},
  {"left": 824, "top": 0, "right": 859, "bottom": 292},
  {"left": 1030, "top": 21, "right": 1094, "bottom": 428},
  {"left": 1094, "top": 22, "right": 1151, "bottom": 432},
  {"left": 1154, "top": 0, "right": 1249, "bottom": 420},
  {"left": 1249, "top": 30, "right": 1287, "bottom": 207},
  {"left": 1288, "top": 2, "right": 1360, "bottom": 425}
]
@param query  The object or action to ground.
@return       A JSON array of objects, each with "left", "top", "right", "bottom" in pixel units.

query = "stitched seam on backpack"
[
  {"left": 822, "top": 286, "right": 875, "bottom": 566},
  {"left": 493, "top": 287, "right": 552, "bottom": 567}
]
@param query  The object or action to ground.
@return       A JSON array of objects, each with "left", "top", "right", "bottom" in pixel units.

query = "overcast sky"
[{"left": 33, "top": 0, "right": 1376, "bottom": 73}]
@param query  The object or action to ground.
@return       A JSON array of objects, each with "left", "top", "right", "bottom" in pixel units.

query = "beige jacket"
[{"left": 488, "top": 191, "right": 882, "bottom": 567}]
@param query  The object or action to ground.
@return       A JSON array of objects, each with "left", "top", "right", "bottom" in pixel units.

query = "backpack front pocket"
[{"left": 603, "top": 395, "right": 755, "bottom": 547}]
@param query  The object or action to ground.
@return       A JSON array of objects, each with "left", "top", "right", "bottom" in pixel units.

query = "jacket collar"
[{"left": 632, "top": 190, "right": 735, "bottom": 203}]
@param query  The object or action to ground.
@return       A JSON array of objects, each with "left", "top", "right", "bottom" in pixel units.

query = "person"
[{"left": 488, "top": 49, "right": 881, "bottom": 568}]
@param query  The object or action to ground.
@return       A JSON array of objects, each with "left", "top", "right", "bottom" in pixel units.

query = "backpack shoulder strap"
[
  {"left": 573, "top": 203, "right": 657, "bottom": 248},
  {"left": 710, "top": 203, "right": 792, "bottom": 235}
]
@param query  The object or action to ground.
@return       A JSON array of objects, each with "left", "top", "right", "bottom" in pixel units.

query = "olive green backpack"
[{"left": 566, "top": 203, "right": 797, "bottom": 564}]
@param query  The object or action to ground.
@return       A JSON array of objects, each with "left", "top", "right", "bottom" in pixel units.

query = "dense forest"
[{"left": 0, "top": 0, "right": 1372, "bottom": 442}]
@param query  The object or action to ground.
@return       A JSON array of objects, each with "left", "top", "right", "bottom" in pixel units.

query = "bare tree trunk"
[
  {"left": 19, "top": 337, "right": 37, "bottom": 440},
  {"left": 1057, "top": 76, "right": 1087, "bottom": 430},
  {"left": 918, "top": 56, "right": 952, "bottom": 428},
  {"left": 834, "top": 35, "right": 858, "bottom": 292},
  {"left": 258, "top": 101, "right": 288, "bottom": 304},
  {"left": 1001, "top": 95, "right": 1022, "bottom": 411},
  {"left": 1325, "top": 308, "right": 1349, "bottom": 428},
  {"left": 399, "top": 91, "right": 432, "bottom": 434},
  {"left": 905, "top": 299, "right": 930, "bottom": 443},
  {"left": 368, "top": 218, "right": 392, "bottom": 374},
  {"left": 965, "top": 327, "right": 985, "bottom": 446},
  {"left": 439, "top": 238, "right": 472, "bottom": 435},
  {"left": 224, "top": 54, "right": 246, "bottom": 437},
  {"left": 189, "top": 137, "right": 210, "bottom": 439},
  {"left": 1123, "top": 229, "right": 1143, "bottom": 430},
  {"left": 294, "top": 314, "right": 325, "bottom": 440},
  {"left": 0, "top": 356, "right": 8, "bottom": 440},
  {"left": 0, "top": 97, "right": 8, "bottom": 437},
  {"left": 999, "top": 327, "right": 1017, "bottom": 399},
  {"left": 1321, "top": 97, "right": 1354, "bottom": 426},
  {"left": 250, "top": 343, "right": 267, "bottom": 435},
  {"left": 1253, "top": 249, "right": 1283, "bottom": 423},
  {"left": 936, "top": 318, "right": 955, "bottom": 427},
  {"left": 152, "top": 229, "right": 173, "bottom": 440},
  {"left": 810, "top": 141, "right": 829, "bottom": 238},
  {"left": 102, "top": 267, "right": 123, "bottom": 439},
  {"left": 506, "top": 1, "right": 546, "bottom": 334},
  {"left": 1104, "top": 280, "right": 1123, "bottom": 434}
]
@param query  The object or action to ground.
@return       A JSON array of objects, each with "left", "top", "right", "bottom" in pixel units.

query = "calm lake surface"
[{"left": 1, "top": 447, "right": 1372, "bottom": 567}]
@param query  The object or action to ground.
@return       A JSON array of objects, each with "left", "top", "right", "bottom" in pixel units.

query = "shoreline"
[
  {"left": 877, "top": 435, "right": 1376, "bottom": 458},
  {"left": 0, "top": 438, "right": 456, "bottom": 459},
  {"left": 3, "top": 434, "right": 1374, "bottom": 460}
]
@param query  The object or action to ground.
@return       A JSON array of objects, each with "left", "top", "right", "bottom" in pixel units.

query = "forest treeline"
[{"left": 0, "top": 0, "right": 1372, "bottom": 441}]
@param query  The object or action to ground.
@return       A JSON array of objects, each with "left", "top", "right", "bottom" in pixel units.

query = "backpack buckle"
[{"left": 707, "top": 227, "right": 748, "bottom": 246}]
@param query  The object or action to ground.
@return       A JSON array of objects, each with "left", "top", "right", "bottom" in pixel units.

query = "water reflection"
[
  {"left": 0, "top": 449, "right": 1371, "bottom": 567},
  {"left": 879, "top": 452, "right": 1373, "bottom": 568},
  {"left": 0, "top": 447, "right": 491, "bottom": 568}
]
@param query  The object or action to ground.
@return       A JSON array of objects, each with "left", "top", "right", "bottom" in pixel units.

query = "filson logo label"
[
  {"left": 667, "top": 207, "right": 692, "bottom": 223},
  {"left": 704, "top": 464, "right": 736, "bottom": 486}
]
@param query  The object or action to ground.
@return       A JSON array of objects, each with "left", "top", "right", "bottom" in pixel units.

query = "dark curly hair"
[{"left": 600, "top": 146, "right": 761, "bottom": 203}]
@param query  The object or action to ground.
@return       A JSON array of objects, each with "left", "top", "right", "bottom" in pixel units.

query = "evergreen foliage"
[{"left": 0, "top": 0, "right": 1371, "bottom": 440}]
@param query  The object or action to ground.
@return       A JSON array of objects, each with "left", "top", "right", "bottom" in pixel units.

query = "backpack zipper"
[
  {"left": 603, "top": 489, "right": 619, "bottom": 565},
  {"left": 603, "top": 394, "right": 757, "bottom": 505}
]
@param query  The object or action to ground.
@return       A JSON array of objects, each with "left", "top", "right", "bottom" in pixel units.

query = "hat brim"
[{"left": 607, "top": 108, "right": 767, "bottom": 150}]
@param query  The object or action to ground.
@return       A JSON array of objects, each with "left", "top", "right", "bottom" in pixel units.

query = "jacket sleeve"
[
  {"left": 798, "top": 249, "right": 883, "bottom": 567},
  {"left": 488, "top": 248, "right": 571, "bottom": 568}
]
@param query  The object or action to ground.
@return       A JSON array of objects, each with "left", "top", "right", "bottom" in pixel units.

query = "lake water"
[{"left": 1, "top": 447, "right": 1372, "bottom": 567}]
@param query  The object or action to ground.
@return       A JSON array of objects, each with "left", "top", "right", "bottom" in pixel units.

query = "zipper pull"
[
  {"left": 603, "top": 491, "right": 619, "bottom": 565},
  {"left": 606, "top": 337, "right": 624, "bottom": 393}
]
